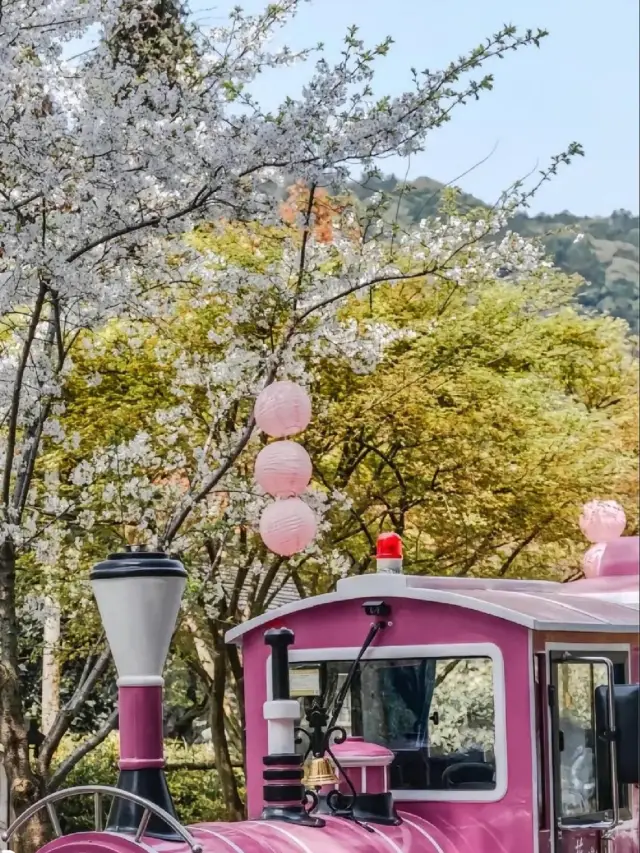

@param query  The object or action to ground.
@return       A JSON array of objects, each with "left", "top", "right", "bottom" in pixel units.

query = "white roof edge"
[
  {"left": 225, "top": 576, "right": 624, "bottom": 644},
  {"left": 535, "top": 623, "right": 638, "bottom": 633},
  {"left": 225, "top": 591, "right": 339, "bottom": 644},
  {"left": 225, "top": 576, "right": 640, "bottom": 646},
  {"left": 573, "top": 592, "right": 639, "bottom": 607}
]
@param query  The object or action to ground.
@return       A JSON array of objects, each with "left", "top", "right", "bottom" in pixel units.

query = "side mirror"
[{"left": 595, "top": 683, "right": 640, "bottom": 785}]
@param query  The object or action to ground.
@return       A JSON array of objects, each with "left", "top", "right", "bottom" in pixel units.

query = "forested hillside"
[{"left": 351, "top": 175, "right": 639, "bottom": 332}]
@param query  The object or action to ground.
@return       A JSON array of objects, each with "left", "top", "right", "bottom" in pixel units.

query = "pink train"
[{"left": 3, "top": 529, "right": 638, "bottom": 853}]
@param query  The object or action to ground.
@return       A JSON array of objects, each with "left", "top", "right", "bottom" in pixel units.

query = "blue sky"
[{"left": 189, "top": 0, "right": 639, "bottom": 216}]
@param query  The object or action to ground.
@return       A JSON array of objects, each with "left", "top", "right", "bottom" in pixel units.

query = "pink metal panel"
[
  {"left": 39, "top": 817, "right": 461, "bottom": 853},
  {"left": 37, "top": 810, "right": 636, "bottom": 853},
  {"left": 227, "top": 571, "right": 639, "bottom": 645},
  {"left": 404, "top": 803, "right": 537, "bottom": 853},
  {"left": 243, "top": 596, "right": 536, "bottom": 853},
  {"left": 118, "top": 685, "right": 164, "bottom": 769},
  {"left": 38, "top": 833, "right": 158, "bottom": 853}
]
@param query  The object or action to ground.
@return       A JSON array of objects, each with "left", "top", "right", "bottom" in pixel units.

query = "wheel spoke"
[
  {"left": 93, "top": 792, "right": 103, "bottom": 831},
  {"left": 46, "top": 803, "right": 62, "bottom": 838},
  {"left": 135, "top": 809, "right": 151, "bottom": 841}
]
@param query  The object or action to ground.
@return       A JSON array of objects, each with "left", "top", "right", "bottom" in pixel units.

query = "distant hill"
[{"left": 350, "top": 175, "right": 639, "bottom": 333}]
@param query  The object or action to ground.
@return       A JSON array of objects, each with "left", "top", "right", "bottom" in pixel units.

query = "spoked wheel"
[{"left": 1, "top": 785, "right": 202, "bottom": 853}]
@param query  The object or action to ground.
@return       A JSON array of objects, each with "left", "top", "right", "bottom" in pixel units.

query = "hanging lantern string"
[{"left": 254, "top": 381, "right": 317, "bottom": 557}]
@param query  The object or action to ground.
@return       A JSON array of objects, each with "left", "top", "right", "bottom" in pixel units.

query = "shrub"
[{"left": 53, "top": 735, "right": 244, "bottom": 831}]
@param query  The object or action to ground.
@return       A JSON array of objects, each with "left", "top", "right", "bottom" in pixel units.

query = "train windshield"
[{"left": 290, "top": 655, "right": 497, "bottom": 793}]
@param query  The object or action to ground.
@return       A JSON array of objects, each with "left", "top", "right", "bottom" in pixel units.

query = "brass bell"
[{"left": 305, "top": 756, "right": 339, "bottom": 788}]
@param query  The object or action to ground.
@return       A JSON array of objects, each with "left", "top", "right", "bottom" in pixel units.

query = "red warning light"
[{"left": 376, "top": 532, "right": 403, "bottom": 560}]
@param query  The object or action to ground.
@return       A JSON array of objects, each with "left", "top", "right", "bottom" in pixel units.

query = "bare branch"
[
  {"left": 47, "top": 708, "right": 118, "bottom": 792},
  {"left": 37, "top": 645, "right": 112, "bottom": 772},
  {"left": 161, "top": 360, "right": 279, "bottom": 545},
  {"left": 292, "top": 182, "right": 316, "bottom": 310},
  {"left": 65, "top": 183, "right": 216, "bottom": 264},
  {"left": 498, "top": 517, "right": 553, "bottom": 577},
  {"left": 0, "top": 191, "right": 43, "bottom": 213},
  {"left": 1, "top": 283, "right": 46, "bottom": 510}
]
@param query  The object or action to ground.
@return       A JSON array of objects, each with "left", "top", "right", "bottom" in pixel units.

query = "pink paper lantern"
[
  {"left": 579, "top": 500, "right": 626, "bottom": 544},
  {"left": 583, "top": 542, "right": 607, "bottom": 578},
  {"left": 254, "top": 381, "right": 312, "bottom": 438},
  {"left": 255, "top": 441, "right": 312, "bottom": 498},
  {"left": 259, "top": 498, "right": 317, "bottom": 556}
]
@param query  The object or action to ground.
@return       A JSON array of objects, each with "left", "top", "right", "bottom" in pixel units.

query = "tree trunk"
[
  {"left": 209, "top": 633, "right": 244, "bottom": 821},
  {"left": 227, "top": 644, "right": 246, "bottom": 764},
  {"left": 41, "top": 597, "right": 61, "bottom": 735},
  {"left": 0, "top": 539, "right": 49, "bottom": 853}
]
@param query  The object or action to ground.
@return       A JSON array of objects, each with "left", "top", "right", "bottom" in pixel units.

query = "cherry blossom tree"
[{"left": 0, "top": 0, "right": 583, "bottom": 844}]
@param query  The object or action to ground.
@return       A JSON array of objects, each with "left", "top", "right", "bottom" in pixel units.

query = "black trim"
[
  {"left": 264, "top": 628, "right": 295, "bottom": 701},
  {"left": 106, "top": 769, "right": 180, "bottom": 841},
  {"left": 329, "top": 791, "right": 402, "bottom": 826},
  {"left": 534, "top": 653, "right": 548, "bottom": 831},
  {"left": 260, "top": 804, "right": 325, "bottom": 827},
  {"left": 263, "top": 768, "right": 303, "bottom": 781},
  {"left": 262, "top": 783, "right": 305, "bottom": 803},
  {"left": 263, "top": 754, "right": 303, "bottom": 767},
  {"left": 91, "top": 550, "right": 187, "bottom": 580}
]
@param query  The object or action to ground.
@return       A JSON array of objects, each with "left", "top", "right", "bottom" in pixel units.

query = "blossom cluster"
[{"left": 0, "top": 0, "right": 572, "bottom": 601}]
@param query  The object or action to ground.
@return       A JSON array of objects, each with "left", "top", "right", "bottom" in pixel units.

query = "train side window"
[
  {"left": 291, "top": 655, "right": 497, "bottom": 793},
  {"left": 549, "top": 653, "right": 629, "bottom": 824}
]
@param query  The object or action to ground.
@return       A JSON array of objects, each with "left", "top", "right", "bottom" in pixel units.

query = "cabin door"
[{"left": 548, "top": 650, "right": 629, "bottom": 853}]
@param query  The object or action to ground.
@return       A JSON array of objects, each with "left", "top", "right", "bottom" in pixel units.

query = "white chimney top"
[{"left": 90, "top": 550, "right": 187, "bottom": 685}]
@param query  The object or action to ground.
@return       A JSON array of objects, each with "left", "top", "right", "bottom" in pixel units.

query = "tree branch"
[
  {"left": 253, "top": 556, "right": 285, "bottom": 615},
  {"left": 292, "top": 183, "right": 316, "bottom": 311},
  {"left": 0, "top": 191, "right": 43, "bottom": 213},
  {"left": 37, "top": 645, "right": 112, "bottom": 772},
  {"left": 498, "top": 517, "right": 553, "bottom": 577},
  {"left": 162, "top": 358, "right": 281, "bottom": 545},
  {"left": 294, "top": 267, "right": 434, "bottom": 326},
  {"left": 1, "top": 283, "right": 46, "bottom": 509},
  {"left": 65, "top": 184, "right": 216, "bottom": 264},
  {"left": 47, "top": 709, "right": 118, "bottom": 792}
]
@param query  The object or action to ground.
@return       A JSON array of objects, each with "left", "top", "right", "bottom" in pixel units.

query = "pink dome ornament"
[
  {"left": 259, "top": 498, "right": 317, "bottom": 556},
  {"left": 579, "top": 500, "right": 627, "bottom": 544},
  {"left": 583, "top": 542, "right": 607, "bottom": 578},
  {"left": 254, "top": 441, "right": 312, "bottom": 498},
  {"left": 254, "top": 381, "right": 312, "bottom": 438}
]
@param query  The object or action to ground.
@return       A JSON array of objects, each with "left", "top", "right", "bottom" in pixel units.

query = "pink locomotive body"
[{"left": 3, "top": 533, "right": 638, "bottom": 853}]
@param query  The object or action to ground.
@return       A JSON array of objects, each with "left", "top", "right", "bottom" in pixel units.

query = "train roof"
[{"left": 226, "top": 570, "right": 640, "bottom": 645}]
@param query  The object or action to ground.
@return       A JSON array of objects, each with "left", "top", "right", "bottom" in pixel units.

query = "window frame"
[
  {"left": 534, "top": 652, "right": 549, "bottom": 831},
  {"left": 547, "top": 647, "right": 632, "bottom": 828},
  {"left": 266, "top": 642, "right": 508, "bottom": 803}
]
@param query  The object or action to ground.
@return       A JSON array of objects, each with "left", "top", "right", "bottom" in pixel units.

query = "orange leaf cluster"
[{"left": 280, "top": 181, "right": 358, "bottom": 244}]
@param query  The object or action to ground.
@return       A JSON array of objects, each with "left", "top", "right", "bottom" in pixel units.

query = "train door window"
[{"left": 549, "top": 651, "right": 629, "bottom": 824}]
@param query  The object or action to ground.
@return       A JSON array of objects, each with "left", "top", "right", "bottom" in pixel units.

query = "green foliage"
[
  {"left": 350, "top": 175, "right": 639, "bottom": 332},
  {"left": 53, "top": 735, "right": 242, "bottom": 831},
  {"left": 305, "top": 267, "right": 638, "bottom": 584},
  {"left": 44, "top": 219, "right": 638, "bottom": 597}
]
